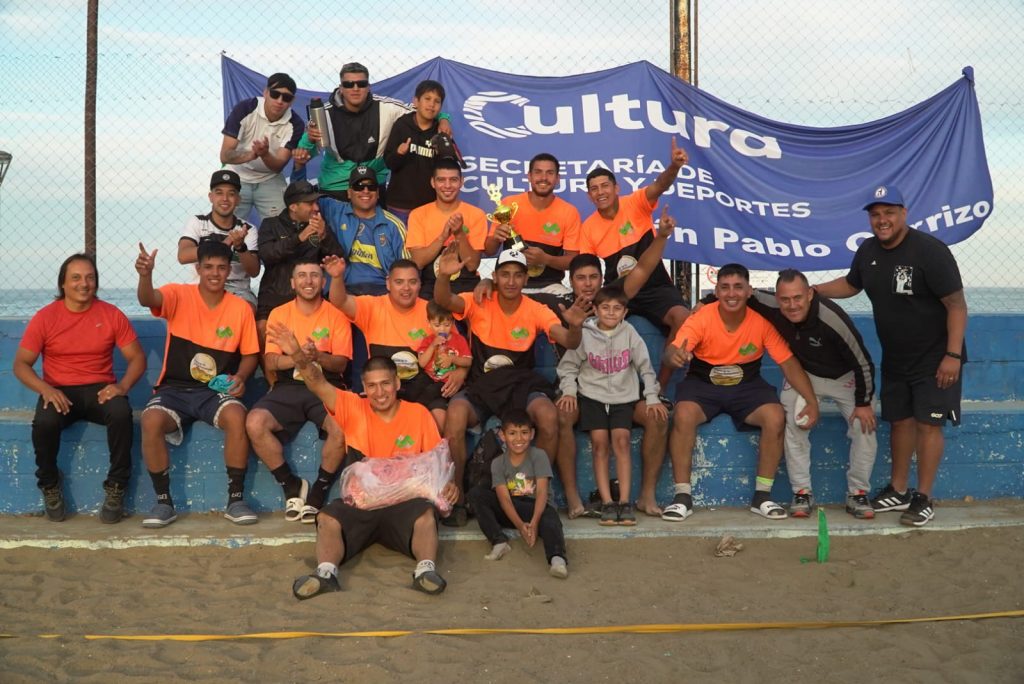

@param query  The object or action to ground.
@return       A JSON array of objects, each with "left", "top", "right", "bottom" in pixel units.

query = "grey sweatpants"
[{"left": 781, "top": 371, "right": 877, "bottom": 494}]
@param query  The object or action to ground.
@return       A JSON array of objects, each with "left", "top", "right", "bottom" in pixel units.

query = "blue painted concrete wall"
[{"left": 0, "top": 313, "right": 1021, "bottom": 515}]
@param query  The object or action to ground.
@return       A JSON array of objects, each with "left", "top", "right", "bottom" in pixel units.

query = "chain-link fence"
[{"left": 1, "top": 0, "right": 1021, "bottom": 315}]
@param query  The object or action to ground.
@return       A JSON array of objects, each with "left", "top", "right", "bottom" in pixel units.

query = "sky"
[{"left": 1, "top": 0, "right": 1022, "bottom": 295}]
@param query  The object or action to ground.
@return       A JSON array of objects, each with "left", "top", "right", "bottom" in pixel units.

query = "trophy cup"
[{"left": 486, "top": 184, "right": 525, "bottom": 252}]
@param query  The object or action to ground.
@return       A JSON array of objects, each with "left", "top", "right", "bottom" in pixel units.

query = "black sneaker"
[
  {"left": 41, "top": 483, "right": 66, "bottom": 522},
  {"left": 599, "top": 502, "right": 619, "bottom": 526},
  {"left": 617, "top": 502, "right": 636, "bottom": 526},
  {"left": 442, "top": 503, "right": 469, "bottom": 527},
  {"left": 790, "top": 489, "right": 813, "bottom": 518},
  {"left": 100, "top": 482, "right": 126, "bottom": 524},
  {"left": 900, "top": 492, "right": 935, "bottom": 527},
  {"left": 870, "top": 483, "right": 913, "bottom": 512}
]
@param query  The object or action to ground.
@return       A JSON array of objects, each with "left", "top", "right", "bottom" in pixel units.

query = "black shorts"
[
  {"left": 319, "top": 498, "right": 435, "bottom": 564},
  {"left": 674, "top": 375, "right": 780, "bottom": 431},
  {"left": 252, "top": 382, "right": 328, "bottom": 441},
  {"left": 610, "top": 277, "right": 686, "bottom": 329},
  {"left": 577, "top": 395, "right": 635, "bottom": 431},
  {"left": 399, "top": 372, "right": 449, "bottom": 412},
  {"left": 880, "top": 373, "right": 962, "bottom": 426}
]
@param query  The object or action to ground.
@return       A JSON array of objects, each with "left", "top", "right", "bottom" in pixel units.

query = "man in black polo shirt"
[{"left": 816, "top": 184, "right": 967, "bottom": 527}]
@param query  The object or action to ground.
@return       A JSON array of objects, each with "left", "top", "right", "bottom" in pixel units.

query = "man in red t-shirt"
[
  {"left": 662, "top": 264, "right": 819, "bottom": 523},
  {"left": 14, "top": 254, "right": 146, "bottom": 523},
  {"left": 267, "top": 325, "right": 457, "bottom": 599},
  {"left": 136, "top": 240, "right": 259, "bottom": 529}
]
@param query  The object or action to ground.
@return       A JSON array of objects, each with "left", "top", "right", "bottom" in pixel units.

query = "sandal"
[
  {"left": 292, "top": 573, "right": 340, "bottom": 600},
  {"left": 284, "top": 479, "right": 310, "bottom": 522},
  {"left": 750, "top": 498, "right": 788, "bottom": 520},
  {"left": 298, "top": 504, "right": 319, "bottom": 524},
  {"left": 412, "top": 569, "right": 447, "bottom": 595}
]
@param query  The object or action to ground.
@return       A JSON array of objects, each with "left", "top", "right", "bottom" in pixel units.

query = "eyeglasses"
[
  {"left": 352, "top": 182, "right": 379, "bottom": 192},
  {"left": 268, "top": 90, "right": 295, "bottom": 103},
  {"left": 341, "top": 79, "right": 370, "bottom": 89}
]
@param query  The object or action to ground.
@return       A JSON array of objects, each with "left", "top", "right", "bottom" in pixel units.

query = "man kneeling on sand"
[{"left": 268, "top": 323, "right": 458, "bottom": 599}]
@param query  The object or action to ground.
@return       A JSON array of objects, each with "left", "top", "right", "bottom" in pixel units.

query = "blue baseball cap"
[{"left": 863, "top": 184, "right": 906, "bottom": 210}]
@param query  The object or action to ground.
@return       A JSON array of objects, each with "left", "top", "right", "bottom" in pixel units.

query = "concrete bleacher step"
[{"left": 0, "top": 314, "right": 1020, "bottom": 516}]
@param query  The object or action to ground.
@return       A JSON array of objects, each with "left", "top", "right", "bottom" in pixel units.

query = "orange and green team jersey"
[
  {"left": 405, "top": 201, "right": 488, "bottom": 296},
  {"left": 264, "top": 299, "right": 353, "bottom": 386},
  {"left": 579, "top": 189, "right": 673, "bottom": 288},
  {"left": 329, "top": 390, "right": 441, "bottom": 460},
  {"left": 151, "top": 284, "right": 258, "bottom": 388},
  {"left": 672, "top": 302, "right": 792, "bottom": 384},
  {"left": 350, "top": 295, "right": 430, "bottom": 381},
  {"left": 454, "top": 292, "right": 560, "bottom": 380},
  {"left": 498, "top": 192, "right": 581, "bottom": 286}
]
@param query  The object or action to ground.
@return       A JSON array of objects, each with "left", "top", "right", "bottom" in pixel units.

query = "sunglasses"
[
  {"left": 352, "top": 182, "right": 379, "bottom": 192},
  {"left": 268, "top": 90, "right": 295, "bottom": 103},
  {"left": 341, "top": 79, "right": 370, "bottom": 89}
]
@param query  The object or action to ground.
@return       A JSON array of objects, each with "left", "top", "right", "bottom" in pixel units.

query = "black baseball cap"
[{"left": 210, "top": 170, "right": 241, "bottom": 191}]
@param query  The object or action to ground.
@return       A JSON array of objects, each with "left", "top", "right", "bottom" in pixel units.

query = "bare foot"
[
  {"left": 566, "top": 495, "right": 588, "bottom": 520},
  {"left": 635, "top": 497, "right": 662, "bottom": 517}
]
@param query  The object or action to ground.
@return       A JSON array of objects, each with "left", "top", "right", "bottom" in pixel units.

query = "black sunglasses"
[
  {"left": 341, "top": 79, "right": 370, "bottom": 89},
  {"left": 352, "top": 182, "right": 379, "bottom": 192},
  {"left": 268, "top": 90, "right": 295, "bottom": 103}
]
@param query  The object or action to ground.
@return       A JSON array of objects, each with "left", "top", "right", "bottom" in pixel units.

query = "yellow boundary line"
[{"left": 1, "top": 609, "right": 1021, "bottom": 642}]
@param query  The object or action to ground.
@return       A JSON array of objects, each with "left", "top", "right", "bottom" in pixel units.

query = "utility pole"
[
  {"left": 85, "top": 0, "right": 98, "bottom": 257},
  {"left": 670, "top": 0, "right": 697, "bottom": 306}
]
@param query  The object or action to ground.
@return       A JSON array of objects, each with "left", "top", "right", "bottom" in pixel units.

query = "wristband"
[
  {"left": 944, "top": 351, "right": 962, "bottom": 360},
  {"left": 437, "top": 112, "right": 451, "bottom": 122}
]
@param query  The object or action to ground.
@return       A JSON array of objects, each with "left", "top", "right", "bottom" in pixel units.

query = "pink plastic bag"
[{"left": 339, "top": 439, "right": 454, "bottom": 513}]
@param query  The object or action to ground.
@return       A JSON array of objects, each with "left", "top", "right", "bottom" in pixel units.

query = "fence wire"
[{"left": 0, "top": 0, "right": 1020, "bottom": 315}]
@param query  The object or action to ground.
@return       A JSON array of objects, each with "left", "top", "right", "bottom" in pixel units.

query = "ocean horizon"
[{"left": 1, "top": 287, "right": 1020, "bottom": 319}]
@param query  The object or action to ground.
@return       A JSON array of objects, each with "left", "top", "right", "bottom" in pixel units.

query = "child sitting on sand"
[{"left": 467, "top": 409, "right": 569, "bottom": 578}]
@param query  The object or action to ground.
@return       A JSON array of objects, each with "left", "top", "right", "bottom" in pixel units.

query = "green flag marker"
[{"left": 816, "top": 507, "right": 830, "bottom": 563}]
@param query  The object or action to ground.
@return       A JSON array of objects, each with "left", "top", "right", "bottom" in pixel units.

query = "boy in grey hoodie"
[{"left": 556, "top": 286, "right": 668, "bottom": 525}]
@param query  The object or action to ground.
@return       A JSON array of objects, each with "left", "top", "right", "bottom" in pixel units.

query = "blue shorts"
[
  {"left": 674, "top": 375, "right": 780, "bottom": 432},
  {"left": 144, "top": 385, "right": 244, "bottom": 446},
  {"left": 451, "top": 390, "right": 551, "bottom": 427}
]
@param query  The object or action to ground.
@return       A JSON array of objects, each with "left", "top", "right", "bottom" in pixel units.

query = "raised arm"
[
  {"left": 433, "top": 245, "right": 466, "bottom": 315},
  {"left": 644, "top": 137, "right": 689, "bottom": 205},
  {"left": 548, "top": 296, "right": 588, "bottom": 350},
  {"left": 623, "top": 204, "right": 675, "bottom": 299},
  {"left": 408, "top": 214, "right": 457, "bottom": 268},
  {"left": 323, "top": 255, "right": 357, "bottom": 319},
  {"left": 135, "top": 242, "right": 163, "bottom": 309},
  {"left": 266, "top": 321, "right": 337, "bottom": 412}
]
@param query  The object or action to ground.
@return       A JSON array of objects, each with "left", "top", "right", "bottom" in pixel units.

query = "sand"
[{"left": 2, "top": 523, "right": 1023, "bottom": 682}]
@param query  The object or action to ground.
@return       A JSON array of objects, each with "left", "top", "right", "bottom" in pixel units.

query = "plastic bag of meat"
[{"left": 339, "top": 439, "right": 454, "bottom": 513}]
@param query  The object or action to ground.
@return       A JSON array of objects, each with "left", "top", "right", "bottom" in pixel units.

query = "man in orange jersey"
[
  {"left": 484, "top": 152, "right": 581, "bottom": 313},
  {"left": 247, "top": 259, "right": 352, "bottom": 523},
  {"left": 435, "top": 246, "right": 589, "bottom": 526},
  {"left": 580, "top": 138, "right": 692, "bottom": 389},
  {"left": 136, "top": 240, "right": 260, "bottom": 528},
  {"left": 405, "top": 158, "right": 488, "bottom": 300},
  {"left": 264, "top": 334, "right": 457, "bottom": 600},
  {"left": 327, "top": 256, "right": 466, "bottom": 430},
  {"left": 661, "top": 263, "right": 819, "bottom": 523}
]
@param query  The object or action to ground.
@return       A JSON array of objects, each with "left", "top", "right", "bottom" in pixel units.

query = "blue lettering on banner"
[{"left": 222, "top": 57, "right": 992, "bottom": 271}]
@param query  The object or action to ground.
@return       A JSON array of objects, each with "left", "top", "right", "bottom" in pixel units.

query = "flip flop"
[
  {"left": 298, "top": 505, "right": 319, "bottom": 524},
  {"left": 292, "top": 573, "right": 340, "bottom": 600},
  {"left": 412, "top": 569, "right": 447, "bottom": 595},
  {"left": 750, "top": 499, "right": 788, "bottom": 520},
  {"left": 284, "top": 479, "right": 310, "bottom": 522}
]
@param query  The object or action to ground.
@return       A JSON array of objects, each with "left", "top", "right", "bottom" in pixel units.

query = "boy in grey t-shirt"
[{"left": 466, "top": 409, "right": 569, "bottom": 578}]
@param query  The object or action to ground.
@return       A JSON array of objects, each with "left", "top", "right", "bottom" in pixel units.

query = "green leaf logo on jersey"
[
  {"left": 739, "top": 343, "right": 758, "bottom": 356},
  {"left": 310, "top": 327, "right": 329, "bottom": 341},
  {"left": 395, "top": 435, "right": 414, "bottom": 449},
  {"left": 618, "top": 220, "right": 634, "bottom": 236},
  {"left": 408, "top": 328, "right": 427, "bottom": 341},
  {"left": 216, "top": 326, "right": 234, "bottom": 339},
  {"left": 510, "top": 327, "right": 529, "bottom": 340},
  {"left": 542, "top": 222, "right": 561, "bottom": 235}
]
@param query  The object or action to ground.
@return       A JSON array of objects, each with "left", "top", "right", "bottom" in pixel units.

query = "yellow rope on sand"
[{"left": 0, "top": 608, "right": 994, "bottom": 641}]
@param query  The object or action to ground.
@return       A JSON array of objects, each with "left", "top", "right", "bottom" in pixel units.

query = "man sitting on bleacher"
[
  {"left": 434, "top": 247, "right": 588, "bottom": 526},
  {"left": 662, "top": 263, "right": 819, "bottom": 522},
  {"left": 247, "top": 259, "right": 352, "bottom": 523},
  {"left": 327, "top": 256, "right": 465, "bottom": 430},
  {"left": 14, "top": 253, "right": 146, "bottom": 523}
]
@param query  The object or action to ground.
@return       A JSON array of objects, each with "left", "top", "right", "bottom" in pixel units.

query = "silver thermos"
[{"left": 308, "top": 97, "right": 333, "bottom": 154}]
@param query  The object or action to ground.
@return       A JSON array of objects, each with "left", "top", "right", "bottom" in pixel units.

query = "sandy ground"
[{"left": 1, "top": 524, "right": 1023, "bottom": 683}]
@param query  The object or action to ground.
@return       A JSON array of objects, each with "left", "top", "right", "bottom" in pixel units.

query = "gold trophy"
[{"left": 486, "top": 184, "right": 525, "bottom": 253}]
